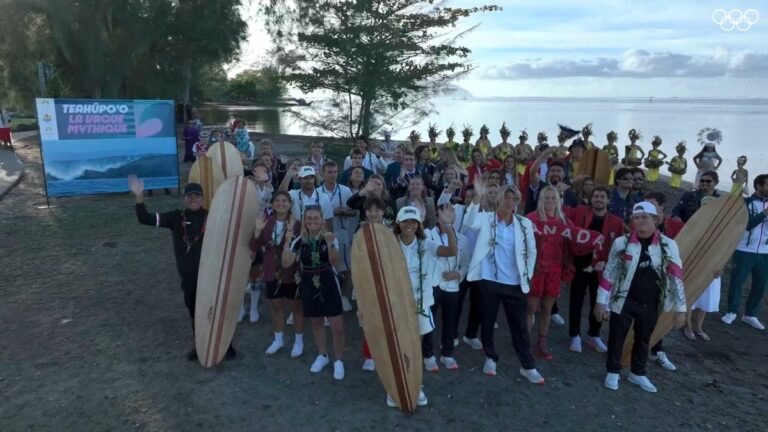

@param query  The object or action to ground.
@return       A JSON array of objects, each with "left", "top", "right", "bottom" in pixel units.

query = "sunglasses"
[
  {"left": 621, "top": 177, "right": 633, "bottom": 181},
  {"left": 700, "top": 179, "right": 713, "bottom": 184}
]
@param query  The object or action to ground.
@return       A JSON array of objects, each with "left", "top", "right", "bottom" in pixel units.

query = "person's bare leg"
[
  {"left": 329, "top": 316, "right": 345, "bottom": 359},
  {"left": 312, "top": 318, "right": 326, "bottom": 354},
  {"left": 271, "top": 298, "right": 285, "bottom": 333},
  {"left": 290, "top": 299, "right": 305, "bottom": 334},
  {"left": 539, "top": 296, "right": 556, "bottom": 337}
]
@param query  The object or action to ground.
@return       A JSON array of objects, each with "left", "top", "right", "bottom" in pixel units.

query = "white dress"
[{"left": 691, "top": 277, "right": 720, "bottom": 312}]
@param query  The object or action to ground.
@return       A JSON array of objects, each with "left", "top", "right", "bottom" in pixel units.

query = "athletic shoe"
[
  {"left": 649, "top": 351, "right": 676, "bottom": 371},
  {"left": 604, "top": 372, "right": 619, "bottom": 390},
  {"left": 185, "top": 348, "right": 198, "bottom": 361},
  {"left": 341, "top": 296, "right": 353, "bottom": 312},
  {"left": 534, "top": 339, "right": 553, "bottom": 361},
  {"left": 324, "top": 317, "right": 330, "bottom": 327},
  {"left": 454, "top": 338, "right": 459, "bottom": 347},
  {"left": 224, "top": 346, "right": 237, "bottom": 360},
  {"left": 386, "top": 394, "right": 397, "bottom": 408},
  {"left": 333, "top": 360, "right": 345, "bottom": 380},
  {"left": 519, "top": 368, "right": 545, "bottom": 385},
  {"left": 265, "top": 339, "right": 284, "bottom": 355},
  {"left": 418, "top": 389, "right": 428, "bottom": 406},
  {"left": 586, "top": 336, "right": 608, "bottom": 353},
  {"left": 628, "top": 373, "right": 657, "bottom": 393},
  {"left": 551, "top": 314, "right": 565, "bottom": 326},
  {"left": 423, "top": 356, "right": 439, "bottom": 372},
  {"left": 483, "top": 358, "right": 497, "bottom": 376},
  {"left": 721, "top": 312, "right": 737, "bottom": 325},
  {"left": 310, "top": 354, "right": 329, "bottom": 373},
  {"left": 286, "top": 313, "right": 294, "bottom": 325},
  {"left": 290, "top": 340, "right": 303, "bottom": 358},
  {"left": 237, "top": 305, "right": 247, "bottom": 323},
  {"left": 569, "top": 336, "right": 582, "bottom": 353},
  {"left": 463, "top": 336, "right": 483, "bottom": 350},
  {"left": 362, "top": 359, "right": 375, "bottom": 371},
  {"left": 742, "top": 316, "right": 765, "bottom": 330},
  {"left": 440, "top": 356, "right": 459, "bottom": 370}
]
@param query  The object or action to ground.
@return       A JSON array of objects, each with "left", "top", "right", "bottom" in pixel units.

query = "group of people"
[{"left": 132, "top": 125, "right": 768, "bottom": 406}]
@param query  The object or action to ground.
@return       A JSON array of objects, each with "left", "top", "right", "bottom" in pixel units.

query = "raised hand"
[
  {"left": 438, "top": 204, "right": 455, "bottom": 226},
  {"left": 254, "top": 214, "right": 268, "bottom": 233},
  {"left": 324, "top": 231, "right": 336, "bottom": 245},
  {"left": 128, "top": 175, "right": 144, "bottom": 196},
  {"left": 472, "top": 176, "right": 486, "bottom": 203}
]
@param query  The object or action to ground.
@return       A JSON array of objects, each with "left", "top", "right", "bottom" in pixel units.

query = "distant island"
[{"left": 441, "top": 85, "right": 474, "bottom": 98}]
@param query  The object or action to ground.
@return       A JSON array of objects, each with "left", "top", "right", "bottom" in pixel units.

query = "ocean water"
[
  {"left": 47, "top": 177, "right": 178, "bottom": 197},
  {"left": 203, "top": 97, "right": 768, "bottom": 190}
]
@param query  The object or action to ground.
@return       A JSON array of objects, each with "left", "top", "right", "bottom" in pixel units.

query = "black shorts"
[{"left": 264, "top": 280, "right": 300, "bottom": 300}]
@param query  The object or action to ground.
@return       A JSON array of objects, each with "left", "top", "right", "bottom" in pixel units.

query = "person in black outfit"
[{"left": 129, "top": 175, "right": 235, "bottom": 362}]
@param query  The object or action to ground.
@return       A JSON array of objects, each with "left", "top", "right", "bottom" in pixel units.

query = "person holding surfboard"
[
  {"left": 129, "top": 176, "right": 236, "bottom": 361},
  {"left": 462, "top": 179, "right": 545, "bottom": 384},
  {"left": 595, "top": 202, "right": 686, "bottom": 393},
  {"left": 283, "top": 206, "right": 347, "bottom": 380},
  {"left": 250, "top": 192, "right": 305, "bottom": 358}
]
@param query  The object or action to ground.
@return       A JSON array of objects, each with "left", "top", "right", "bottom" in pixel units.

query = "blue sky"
[{"left": 235, "top": 0, "right": 767, "bottom": 97}]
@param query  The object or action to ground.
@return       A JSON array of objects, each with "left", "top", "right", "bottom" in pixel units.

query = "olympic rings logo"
[{"left": 712, "top": 9, "right": 759, "bottom": 31}]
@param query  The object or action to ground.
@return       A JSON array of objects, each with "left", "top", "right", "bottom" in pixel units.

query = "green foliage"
[
  {"left": 226, "top": 68, "right": 286, "bottom": 103},
  {"left": 263, "top": 0, "right": 499, "bottom": 138}
]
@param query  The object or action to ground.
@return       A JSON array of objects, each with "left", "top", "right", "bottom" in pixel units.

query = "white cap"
[
  {"left": 298, "top": 166, "right": 316, "bottom": 178},
  {"left": 396, "top": 206, "right": 422, "bottom": 223},
  {"left": 632, "top": 201, "right": 658, "bottom": 216}
]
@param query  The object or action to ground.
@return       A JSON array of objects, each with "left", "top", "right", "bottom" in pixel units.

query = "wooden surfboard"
[
  {"left": 351, "top": 223, "right": 422, "bottom": 412},
  {"left": 620, "top": 193, "right": 748, "bottom": 365},
  {"left": 195, "top": 176, "right": 260, "bottom": 368},
  {"left": 578, "top": 148, "right": 612, "bottom": 186},
  {"left": 188, "top": 156, "right": 221, "bottom": 210}
]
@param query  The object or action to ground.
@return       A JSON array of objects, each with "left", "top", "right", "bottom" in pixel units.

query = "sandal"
[
  {"left": 683, "top": 327, "right": 696, "bottom": 341},
  {"left": 694, "top": 330, "right": 711, "bottom": 341}
]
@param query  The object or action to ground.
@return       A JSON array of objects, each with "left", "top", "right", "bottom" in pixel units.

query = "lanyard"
[
  {"left": 298, "top": 189, "right": 319, "bottom": 219},
  {"left": 322, "top": 183, "right": 345, "bottom": 229}
]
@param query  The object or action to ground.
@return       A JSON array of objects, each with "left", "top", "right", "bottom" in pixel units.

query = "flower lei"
[{"left": 414, "top": 238, "right": 429, "bottom": 318}]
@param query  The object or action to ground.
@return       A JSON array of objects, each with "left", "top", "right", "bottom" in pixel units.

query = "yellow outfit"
[
  {"left": 668, "top": 156, "right": 686, "bottom": 188},
  {"left": 646, "top": 149, "right": 664, "bottom": 181},
  {"left": 476, "top": 138, "right": 491, "bottom": 156}
]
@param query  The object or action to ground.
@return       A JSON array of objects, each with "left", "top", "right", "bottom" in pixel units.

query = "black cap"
[{"left": 184, "top": 183, "right": 203, "bottom": 196}]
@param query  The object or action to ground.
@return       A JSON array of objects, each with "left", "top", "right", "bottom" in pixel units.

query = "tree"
[
  {"left": 226, "top": 67, "right": 285, "bottom": 103},
  {"left": 263, "top": 0, "right": 499, "bottom": 138}
]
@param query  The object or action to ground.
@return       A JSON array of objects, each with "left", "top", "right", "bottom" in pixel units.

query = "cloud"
[{"left": 483, "top": 49, "right": 768, "bottom": 79}]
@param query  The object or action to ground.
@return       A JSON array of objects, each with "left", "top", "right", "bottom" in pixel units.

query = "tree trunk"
[{"left": 360, "top": 97, "right": 373, "bottom": 137}]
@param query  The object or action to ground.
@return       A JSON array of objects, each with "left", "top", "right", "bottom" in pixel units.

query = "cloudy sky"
[{"left": 236, "top": 0, "right": 767, "bottom": 97}]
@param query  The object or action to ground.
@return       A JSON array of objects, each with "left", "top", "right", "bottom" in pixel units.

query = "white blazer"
[{"left": 462, "top": 203, "right": 537, "bottom": 293}]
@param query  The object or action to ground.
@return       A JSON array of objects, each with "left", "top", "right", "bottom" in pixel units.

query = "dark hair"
[
  {"left": 393, "top": 219, "right": 426, "bottom": 240},
  {"left": 363, "top": 196, "right": 386, "bottom": 212},
  {"left": 616, "top": 167, "right": 632, "bottom": 181},
  {"left": 356, "top": 135, "right": 369, "bottom": 145},
  {"left": 251, "top": 161, "right": 268, "bottom": 170},
  {"left": 347, "top": 166, "right": 366, "bottom": 188},
  {"left": 630, "top": 167, "right": 645, "bottom": 178},
  {"left": 271, "top": 191, "right": 292, "bottom": 205},
  {"left": 350, "top": 148, "right": 364, "bottom": 157},
  {"left": 414, "top": 145, "right": 429, "bottom": 162},
  {"left": 402, "top": 150, "right": 415, "bottom": 158},
  {"left": 471, "top": 148, "right": 483, "bottom": 157},
  {"left": 548, "top": 160, "right": 565, "bottom": 170},
  {"left": 643, "top": 191, "right": 667, "bottom": 206},
  {"left": 754, "top": 174, "right": 768, "bottom": 190},
  {"left": 700, "top": 170, "right": 719, "bottom": 183},
  {"left": 322, "top": 160, "right": 338, "bottom": 171},
  {"left": 592, "top": 186, "right": 611, "bottom": 198}
]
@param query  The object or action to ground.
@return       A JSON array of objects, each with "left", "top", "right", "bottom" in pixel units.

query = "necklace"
[{"left": 181, "top": 209, "right": 206, "bottom": 254}]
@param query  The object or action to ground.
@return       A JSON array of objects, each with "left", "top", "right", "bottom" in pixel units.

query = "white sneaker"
[
  {"left": 286, "top": 313, "right": 294, "bottom": 325},
  {"left": 362, "top": 359, "right": 375, "bottom": 371},
  {"left": 440, "top": 356, "right": 459, "bottom": 370},
  {"left": 483, "top": 358, "right": 497, "bottom": 376},
  {"left": 721, "top": 312, "right": 737, "bottom": 324},
  {"left": 604, "top": 372, "right": 620, "bottom": 390},
  {"left": 569, "top": 336, "right": 582, "bottom": 353},
  {"left": 290, "top": 340, "right": 304, "bottom": 358},
  {"left": 454, "top": 338, "right": 459, "bottom": 347},
  {"left": 519, "top": 367, "right": 545, "bottom": 385},
  {"left": 386, "top": 394, "right": 397, "bottom": 408},
  {"left": 551, "top": 314, "right": 565, "bottom": 326},
  {"left": 742, "top": 316, "right": 765, "bottom": 330},
  {"left": 628, "top": 373, "right": 658, "bottom": 393},
  {"left": 237, "top": 305, "right": 247, "bottom": 323},
  {"left": 333, "top": 360, "right": 345, "bottom": 380},
  {"left": 341, "top": 296, "right": 353, "bottom": 312},
  {"left": 265, "top": 339, "right": 284, "bottom": 355},
  {"left": 423, "top": 356, "right": 439, "bottom": 372},
  {"left": 649, "top": 351, "right": 676, "bottom": 371},
  {"left": 463, "top": 336, "right": 483, "bottom": 350},
  {"left": 586, "top": 336, "right": 608, "bottom": 353},
  {"left": 310, "top": 354, "right": 329, "bottom": 373},
  {"left": 324, "top": 317, "right": 330, "bottom": 327},
  {"left": 418, "top": 389, "right": 428, "bottom": 406}
]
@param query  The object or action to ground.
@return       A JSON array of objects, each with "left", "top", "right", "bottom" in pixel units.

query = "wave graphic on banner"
[{"left": 45, "top": 155, "right": 145, "bottom": 181}]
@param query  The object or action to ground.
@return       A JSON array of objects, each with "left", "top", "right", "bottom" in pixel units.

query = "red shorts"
[
  {"left": 530, "top": 269, "right": 562, "bottom": 298},
  {"left": 0, "top": 128, "right": 11, "bottom": 142}
]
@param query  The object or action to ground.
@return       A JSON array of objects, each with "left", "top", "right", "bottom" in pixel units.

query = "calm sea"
[{"left": 199, "top": 97, "right": 768, "bottom": 190}]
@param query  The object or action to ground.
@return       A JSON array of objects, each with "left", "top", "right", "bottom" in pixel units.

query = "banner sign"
[{"left": 36, "top": 98, "right": 179, "bottom": 197}]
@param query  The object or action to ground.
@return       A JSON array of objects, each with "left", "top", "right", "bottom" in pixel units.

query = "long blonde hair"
[
  {"left": 536, "top": 185, "right": 566, "bottom": 223},
  {"left": 441, "top": 148, "right": 468, "bottom": 176}
]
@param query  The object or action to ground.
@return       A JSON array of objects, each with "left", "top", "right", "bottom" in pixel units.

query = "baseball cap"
[
  {"left": 184, "top": 183, "right": 203, "bottom": 196},
  {"left": 632, "top": 201, "right": 658, "bottom": 216},
  {"left": 298, "top": 166, "right": 316, "bottom": 178},
  {"left": 396, "top": 206, "right": 422, "bottom": 223}
]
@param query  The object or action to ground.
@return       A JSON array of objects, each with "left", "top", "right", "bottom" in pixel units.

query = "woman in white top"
[
  {"left": 423, "top": 203, "right": 470, "bottom": 371},
  {"left": 388, "top": 205, "right": 457, "bottom": 407}
]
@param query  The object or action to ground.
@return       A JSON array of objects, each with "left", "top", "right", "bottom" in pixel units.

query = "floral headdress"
[
  {"left": 675, "top": 140, "right": 687, "bottom": 153},
  {"left": 519, "top": 129, "right": 529, "bottom": 143},
  {"left": 537, "top": 131, "right": 548, "bottom": 144},
  {"left": 652, "top": 135, "right": 662, "bottom": 146},
  {"left": 479, "top": 124, "right": 490, "bottom": 136},
  {"left": 409, "top": 130, "right": 421, "bottom": 142},
  {"left": 581, "top": 123, "right": 593, "bottom": 136},
  {"left": 462, "top": 124, "right": 473, "bottom": 140},
  {"left": 428, "top": 123, "right": 440, "bottom": 139},
  {"left": 499, "top": 122, "right": 511, "bottom": 139},
  {"left": 737, "top": 155, "right": 747, "bottom": 165},
  {"left": 628, "top": 128, "right": 643, "bottom": 142},
  {"left": 697, "top": 128, "right": 722, "bottom": 147},
  {"left": 446, "top": 124, "right": 456, "bottom": 139},
  {"left": 606, "top": 130, "right": 618, "bottom": 143}
]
